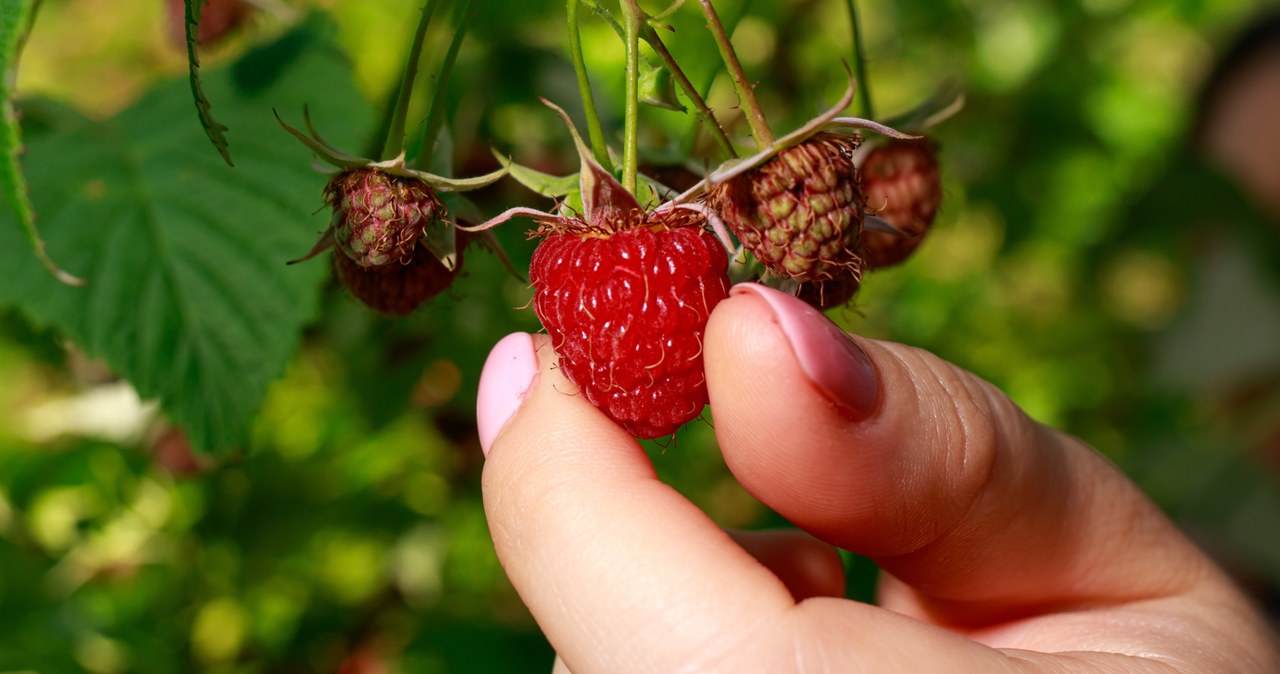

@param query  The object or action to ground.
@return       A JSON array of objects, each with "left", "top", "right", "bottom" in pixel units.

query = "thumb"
[{"left": 704, "top": 283, "right": 1218, "bottom": 628}]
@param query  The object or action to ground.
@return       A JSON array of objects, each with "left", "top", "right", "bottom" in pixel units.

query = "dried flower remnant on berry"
[{"left": 795, "top": 263, "right": 864, "bottom": 310}]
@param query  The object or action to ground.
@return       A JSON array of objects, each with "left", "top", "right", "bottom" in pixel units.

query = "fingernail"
[
  {"left": 477, "top": 332, "right": 540, "bottom": 456},
  {"left": 730, "top": 283, "right": 879, "bottom": 420}
]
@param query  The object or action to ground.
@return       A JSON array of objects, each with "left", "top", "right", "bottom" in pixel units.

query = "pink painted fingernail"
[
  {"left": 477, "top": 333, "right": 540, "bottom": 456},
  {"left": 730, "top": 283, "right": 879, "bottom": 420}
]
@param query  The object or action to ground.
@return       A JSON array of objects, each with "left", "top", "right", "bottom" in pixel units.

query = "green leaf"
[
  {"left": 494, "top": 151, "right": 581, "bottom": 200},
  {"left": 636, "top": 172, "right": 677, "bottom": 203},
  {"left": 639, "top": 60, "right": 683, "bottom": 112},
  {"left": 0, "top": 16, "right": 375, "bottom": 453},
  {"left": 419, "top": 219, "right": 458, "bottom": 272},
  {"left": 400, "top": 165, "right": 507, "bottom": 192},
  {"left": 541, "top": 98, "right": 642, "bottom": 226},
  {"left": 0, "top": 0, "right": 82, "bottom": 286},
  {"left": 414, "top": 0, "right": 470, "bottom": 168},
  {"left": 184, "top": 0, "right": 234, "bottom": 166}
]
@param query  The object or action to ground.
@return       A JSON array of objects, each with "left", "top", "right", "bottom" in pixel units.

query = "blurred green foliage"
[{"left": 2, "top": 0, "right": 1279, "bottom": 671}]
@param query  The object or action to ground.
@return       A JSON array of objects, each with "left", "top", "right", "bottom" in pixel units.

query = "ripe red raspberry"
[
  {"left": 530, "top": 209, "right": 729, "bottom": 439},
  {"left": 473, "top": 98, "right": 732, "bottom": 438},
  {"left": 859, "top": 139, "right": 942, "bottom": 269}
]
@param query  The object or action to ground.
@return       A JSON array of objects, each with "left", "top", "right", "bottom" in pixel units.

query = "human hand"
[{"left": 475, "top": 282, "right": 1280, "bottom": 673}]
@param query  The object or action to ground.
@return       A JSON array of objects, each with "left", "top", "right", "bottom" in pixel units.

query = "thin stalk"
[
  {"left": 416, "top": 0, "right": 474, "bottom": 168},
  {"left": 576, "top": 0, "right": 733, "bottom": 158},
  {"left": 844, "top": 0, "right": 874, "bottom": 119},
  {"left": 620, "top": 0, "right": 643, "bottom": 194},
  {"left": 381, "top": 0, "right": 440, "bottom": 160},
  {"left": 697, "top": 0, "right": 773, "bottom": 147},
  {"left": 568, "top": 0, "right": 613, "bottom": 170},
  {"left": 19, "top": 0, "right": 44, "bottom": 54},
  {"left": 680, "top": 0, "right": 750, "bottom": 155},
  {"left": 642, "top": 23, "right": 736, "bottom": 159},
  {"left": 579, "top": 0, "right": 624, "bottom": 38}
]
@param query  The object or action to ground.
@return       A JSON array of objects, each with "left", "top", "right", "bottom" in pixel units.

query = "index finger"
[
  {"left": 477, "top": 333, "right": 795, "bottom": 670},
  {"left": 477, "top": 333, "right": 1021, "bottom": 673}
]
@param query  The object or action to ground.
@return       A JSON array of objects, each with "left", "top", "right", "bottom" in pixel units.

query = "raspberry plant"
[
  {"left": 0, "top": 10, "right": 374, "bottom": 452},
  {"left": 459, "top": 0, "right": 962, "bottom": 437},
  {"left": 6, "top": 0, "right": 1262, "bottom": 672},
  {"left": 0, "top": 0, "right": 961, "bottom": 449}
]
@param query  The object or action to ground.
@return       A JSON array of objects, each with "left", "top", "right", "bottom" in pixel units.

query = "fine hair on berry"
[
  {"left": 707, "top": 133, "right": 865, "bottom": 282},
  {"left": 529, "top": 208, "right": 730, "bottom": 439}
]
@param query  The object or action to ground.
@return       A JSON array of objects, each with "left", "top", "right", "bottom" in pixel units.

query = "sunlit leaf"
[
  {"left": 0, "top": 16, "right": 374, "bottom": 453},
  {"left": 494, "top": 152, "right": 579, "bottom": 199}
]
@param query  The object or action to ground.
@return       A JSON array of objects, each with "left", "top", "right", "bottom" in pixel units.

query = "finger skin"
[
  {"left": 704, "top": 286, "right": 1280, "bottom": 664},
  {"left": 480, "top": 334, "right": 1018, "bottom": 673},
  {"left": 705, "top": 288, "right": 1202, "bottom": 610},
  {"left": 481, "top": 334, "right": 794, "bottom": 672},
  {"left": 728, "top": 528, "right": 846, "bottom": 601},
  {"left": 479, "top": 318, "right": 1280, "bottom": 672}
]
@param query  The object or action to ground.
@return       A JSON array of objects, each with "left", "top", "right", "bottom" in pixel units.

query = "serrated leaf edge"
[
  {"left": 1, "top": 0, "right": 84, "bottom": 285},
  {"left": 184, "top": 0, "right": 234, "bottom": 166}
]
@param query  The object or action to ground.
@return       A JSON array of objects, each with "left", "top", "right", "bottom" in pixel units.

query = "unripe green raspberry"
[
  {"left": 707, "top": 133, "right": 865, "bottom": 282},
  {"left": 326, "top": 167, "right": 444, "bottom": 269}
]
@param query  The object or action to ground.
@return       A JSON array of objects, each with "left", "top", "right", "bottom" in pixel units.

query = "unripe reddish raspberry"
[
  {"left": 859, "top": 139, "right": 941, "bottom": 269},
  {"left": 707, "top": 133, "right": 865, "bottom": 282},
  {"left": 796, "top": 262, "right": 863, "bottom": 310},
  {"left": 333, "top": 235, "right": 464, "bottom": 316},
  {"left": 326, "top": 168, "right": 445, "bottom": 269},
  {"left": 168, "top": 0, "right": 252, "bottom": 47},
  {"left": 277, "top": 82, "right": 508, "bottom": 312}
]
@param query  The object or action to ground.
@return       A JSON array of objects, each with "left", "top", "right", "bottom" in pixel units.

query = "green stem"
[
  {"left": 568, "top": 0, "right": 613, "bottom": 170},
  {"left": 19, "top": 0, "right": 44, "bottom": 54},
  {"left": 649, "top": 0, "right": 685, "bottom": 22},
  {"left": 844, "top": 0, "right": 874, "bottom": 119},
  {"left": 642, "top": 23, "right": 736, "bottom": 159},
  {"left": 416, "top": 0, "right": 473, "bottom": 169},
  {"left": 697, "top": 0, "right": 773, "bottom": 147},
  {"left": 579, "top": 0, "right": 624, "bottom": 38},
  {"left": 575, "top": 0, "right": 732, "bottom": 158},
  {"left": 620, "top": 0, "right": 642, "bottom": 194},
  {"left": 381, "top": 0, "right": 440, "bottom": 160}
]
